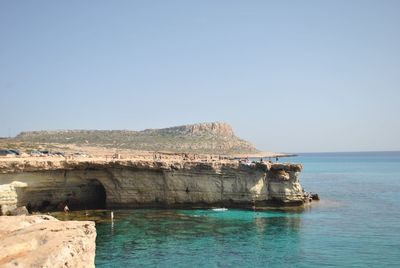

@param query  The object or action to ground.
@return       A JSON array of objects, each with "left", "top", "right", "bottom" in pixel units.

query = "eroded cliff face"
[{"left": 0, "top": 159, "right": 307, "bottom": 211}]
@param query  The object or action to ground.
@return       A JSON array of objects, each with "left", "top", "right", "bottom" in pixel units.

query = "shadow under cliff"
[{"left": 15, "top": 177, "right": 107, "bottom": 212}]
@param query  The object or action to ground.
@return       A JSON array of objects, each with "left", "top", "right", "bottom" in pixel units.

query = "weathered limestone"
[
  {"left": 0, "top": 215, "right": 96, "bottom": 267},
  {"left": 267, "top": 163, "right": 305, "bottom": 204},
  {"left": 0, "top": 158, "right": 308, "bottom": 210}
]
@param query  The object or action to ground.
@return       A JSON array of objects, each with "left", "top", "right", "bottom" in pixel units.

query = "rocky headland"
[
  {"left": 14, "top": 122, "right": 260, "bottom": 155},
  {"left": 0, "top": 155, "right": 309, "bottom": 212},
  {"left": 0, "top": 122, "right": 313, "bottom": 267}
]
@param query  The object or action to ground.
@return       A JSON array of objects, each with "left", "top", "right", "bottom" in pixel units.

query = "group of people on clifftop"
[{"left": 239, "top": 157, "right": 278, "bottom": 165}]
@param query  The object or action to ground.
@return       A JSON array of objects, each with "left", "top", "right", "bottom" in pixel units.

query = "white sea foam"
[{"left": 212, "top": 208, "right": 228, "bottom": 212}]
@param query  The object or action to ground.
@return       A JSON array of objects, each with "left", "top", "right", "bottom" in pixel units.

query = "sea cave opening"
[
  {"left": 65, "top": 179, "right": 107, "bottom": 210},
  {"left": 17, "top": 178, "right": 107, "bottom": 212}
]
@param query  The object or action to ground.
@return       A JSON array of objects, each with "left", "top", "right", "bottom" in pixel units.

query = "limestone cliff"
[
  {"left": 0, "top": 158, "right": 308, "bottom": 211},
  {"left": 0, "top": 215, "right": 96, "bottom": 267},
  {"left": 15, "top": 122, "right": 259, "bottom": 155}
]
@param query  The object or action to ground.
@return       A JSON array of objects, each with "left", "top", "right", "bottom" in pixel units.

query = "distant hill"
[{"left": 15, "top": 122, "right": 260, "bottom": 155}]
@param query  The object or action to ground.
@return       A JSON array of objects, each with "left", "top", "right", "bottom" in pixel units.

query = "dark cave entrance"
[
  {"left": 64, "top": 179, "right": 107, "bottom": 210},
  {"left": 18, "top": 178, "right": 107, "bottom": 212}
]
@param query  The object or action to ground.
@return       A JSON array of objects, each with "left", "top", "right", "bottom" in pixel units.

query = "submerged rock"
[{"left": 310, "top": 193, "right": 320, "bottom": 201}]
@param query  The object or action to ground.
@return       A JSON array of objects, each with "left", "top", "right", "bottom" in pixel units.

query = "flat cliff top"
[
  {"left": 0, "top": 154, "right": 302, "bottom": 174},
  {"left": 14, "top": 122, "right": 259, "bottom": 155},
  {"left": 0, "top": 215, "right": 96, "bottom": 267}
]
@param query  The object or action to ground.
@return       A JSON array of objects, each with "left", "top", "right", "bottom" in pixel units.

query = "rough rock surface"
[
  {"left": 0, "top": 158, "right": 307, "bottom": 210},
  {"left": 0, "top": 215, "right": 96, "bottom": 267}
]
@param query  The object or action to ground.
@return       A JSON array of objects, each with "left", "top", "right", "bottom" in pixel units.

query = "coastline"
[
  {"left": 0, "top": 152, "right": 314, "bottom": 267},
  {"left": 0, "top": 153, "right": 310, "bottom": 210}
]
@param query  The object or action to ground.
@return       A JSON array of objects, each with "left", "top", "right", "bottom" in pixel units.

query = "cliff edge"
[{"left": 0, "top": 156, "right": 310, "bottom": 211}]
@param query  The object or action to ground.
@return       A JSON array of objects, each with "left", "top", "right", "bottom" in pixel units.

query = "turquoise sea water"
[{"left": 95, "top": 152, "right": 400, "bottom": 267}]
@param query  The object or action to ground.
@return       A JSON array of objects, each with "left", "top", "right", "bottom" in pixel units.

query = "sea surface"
[{"left": 93, "top": 152, "right": 400, "bottom": 267}]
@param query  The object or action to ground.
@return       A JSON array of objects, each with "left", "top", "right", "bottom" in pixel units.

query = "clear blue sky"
[{"left": 1, "top": 1, "right": 399, "bottom": 152}]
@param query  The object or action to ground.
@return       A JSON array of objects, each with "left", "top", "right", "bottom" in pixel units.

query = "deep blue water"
[{"left": 95, "top": 152, "right": 400, "bottom": 267}]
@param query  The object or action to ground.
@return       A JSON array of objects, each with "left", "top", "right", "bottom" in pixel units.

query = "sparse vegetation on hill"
[{"left": 14, "top": 122, "right": 259, "bottom": 155}]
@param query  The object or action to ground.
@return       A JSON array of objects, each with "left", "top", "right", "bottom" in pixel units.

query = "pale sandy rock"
[
  {"left": 7, "top": 206, "right": 29, "bottom": 216},
  {"left": 0, "top": 215, "right": 96, "bottom": 267},
  {"left": 0, "top": 204, "right": 16, "bottom": 216}
]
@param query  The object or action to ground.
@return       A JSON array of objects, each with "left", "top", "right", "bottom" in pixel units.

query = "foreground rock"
[
  {"left": 0, "top": 215, "right": 96, "bottom": 267},
  {"left": 0, "top": 157, "right": 311, "bottom": 211}
]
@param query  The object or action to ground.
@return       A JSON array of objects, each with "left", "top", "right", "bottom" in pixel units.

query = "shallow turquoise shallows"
[{"left": 95, "top": 152, "right": 400, "bottom": 267}]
